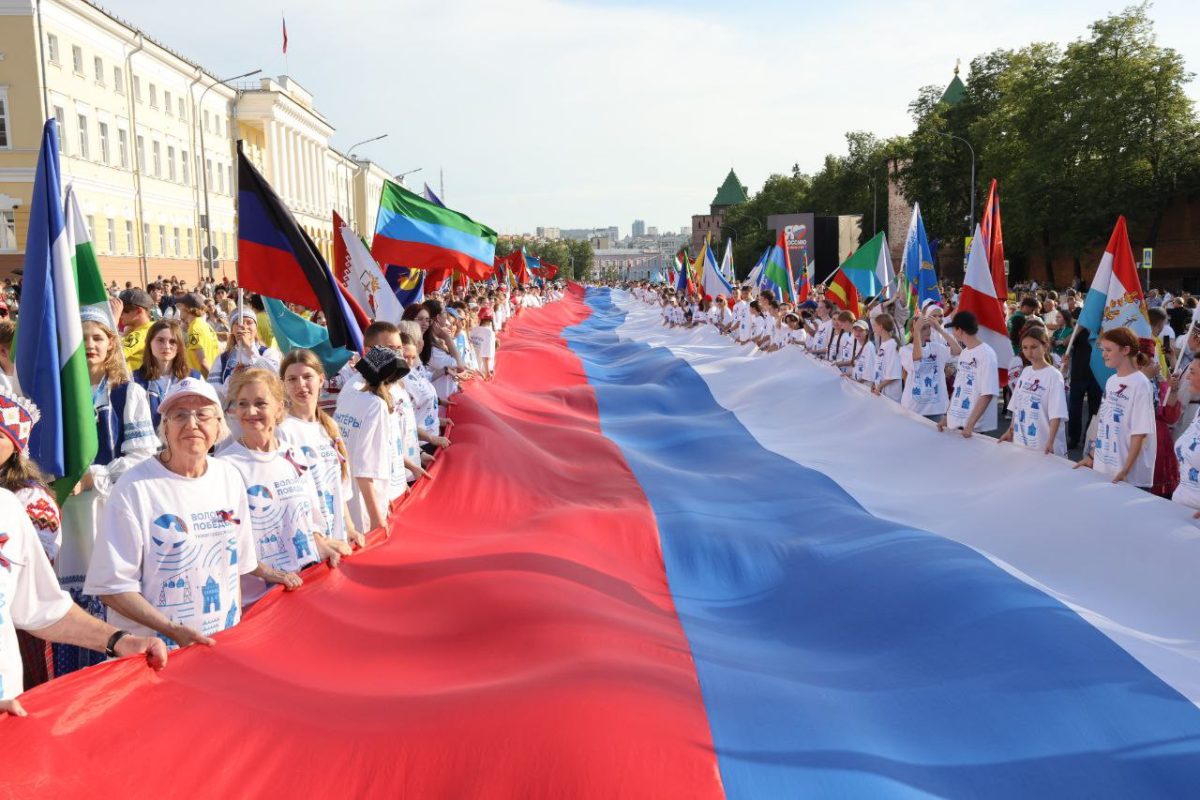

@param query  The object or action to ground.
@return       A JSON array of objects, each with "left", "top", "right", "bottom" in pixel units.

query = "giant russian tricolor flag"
[{"left": 7, "top": 287, "right": 1200, "bottom": 797}]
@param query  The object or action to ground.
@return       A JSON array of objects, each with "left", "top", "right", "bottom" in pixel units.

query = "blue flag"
[
  {"left": 383, "top": 265, "right": 426, "bottom": 308},
  {"left": 422, "top": 183, "right": 445, "bottom": 208},
  {"left": 902, "top": 203, "right": 942, "bottom": 308},
  {"left": 263, "top": 297, "right": 354, "bottom": 377}
]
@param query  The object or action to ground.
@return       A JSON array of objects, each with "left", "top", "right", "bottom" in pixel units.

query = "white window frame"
[
  {"left": 114, "top": 66, "right": 124, "bottom": 94},
  {"left": 71, "top": 45, "right": 83, "bottom": 75},
  {"left": 77, "top": 114, "right": 89, "bottom": 159},
  {"left": 117, "top": 127, "right": 129, "bottom": 168},
  {"left": 167, "top": 145, "right": 176, "bottom": 181},
  {"left": 107, "top": 218, "right": 116, "bottom": 253},
  {"left": 98, "top": 120, "right": 110, "bottom": 164},
  {"left": 0, "top": 209, "right": 16, "bottom": 252},
  {"left": 46, "top": 34, "right": 60, "bottom": 65},
  {"left": 52, "top": 105, "right": 66, "bottom": 152},
  {"left": 0, "top": 87, "right": 10, "bottom": 150},
  {"left": 125, "top": 220, "right": 134, "bottom": 254}
]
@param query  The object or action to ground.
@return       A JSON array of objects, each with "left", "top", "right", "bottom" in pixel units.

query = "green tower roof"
[
  {"left": 940, "top": 62, "right": 966, "bottom": 106},
  {"left": 712, "top": 169, "right": 749, "bottom": 207}
]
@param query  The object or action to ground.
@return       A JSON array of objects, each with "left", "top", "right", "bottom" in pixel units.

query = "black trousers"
[{"left": 1067, "top": 372, "right": 1103, "bottom": 449}]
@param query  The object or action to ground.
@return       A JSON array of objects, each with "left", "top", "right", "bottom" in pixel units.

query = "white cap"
[{"left": 158, "top": 377, "right": 221, "bottom": 416}]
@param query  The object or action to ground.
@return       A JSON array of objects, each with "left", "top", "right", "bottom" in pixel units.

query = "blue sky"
[{"left": 103, "top": 0, "right": 1200, "bottom": 236}]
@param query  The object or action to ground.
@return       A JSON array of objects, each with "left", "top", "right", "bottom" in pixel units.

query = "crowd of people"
[
  {"left": 0, "top": 272, "right": 563, "bottom": 715},
  {"left": 635, "top": 278, "right": 1200, "bottom": 504}
]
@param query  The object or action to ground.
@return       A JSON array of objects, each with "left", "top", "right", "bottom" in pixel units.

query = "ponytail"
[{"left": 1099, "top": 326, "right": 1151, "bottom": 368}]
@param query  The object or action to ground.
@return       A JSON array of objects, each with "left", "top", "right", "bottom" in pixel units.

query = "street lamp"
[
  {"left": 394, "top": 167, "right": 423, "bottom": 186},
  {"left": 198, "top": 68, "right": 261, "bottom": 280},
  {"left": 343, "top": 134, "right": 388, "bottom": 231},
  {"left": 932, "top": 129, "right": 976, "bottom": 235}
]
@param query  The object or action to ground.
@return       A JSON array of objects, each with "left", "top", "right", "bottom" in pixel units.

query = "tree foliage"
[
  {"left": 496, "top": 237, "right": 593, "bottom": 280},
  {"left": 727, "top": 4, "right": 1200, "bottom": 282}
]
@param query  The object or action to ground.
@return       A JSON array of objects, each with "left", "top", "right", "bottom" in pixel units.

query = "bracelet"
[{"left": 105, "top": 629, "right": 131, "bottom": 657}]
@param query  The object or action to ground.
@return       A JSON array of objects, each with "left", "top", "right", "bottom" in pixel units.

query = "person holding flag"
[
  {"left": 939, "top": 311, "right": 1000, "bottom": 438},
  {"left": 1074, "top": 327, "right": 1157, "bottom": 487},
  {"left": 901, "top": 309, "right": 960, "bottom": 421}
]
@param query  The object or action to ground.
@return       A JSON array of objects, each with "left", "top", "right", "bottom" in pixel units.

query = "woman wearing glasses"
[{"left": 85, "top": 379, "right": 274, "bottom": 649}]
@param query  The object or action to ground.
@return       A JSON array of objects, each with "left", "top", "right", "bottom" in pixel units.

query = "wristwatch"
[{"left": 105, "top": 629, "right": 131, "bottom": 657}]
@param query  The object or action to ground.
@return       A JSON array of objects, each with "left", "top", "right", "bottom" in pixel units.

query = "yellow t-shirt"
[
  {"left": 121, "top": 322, "right": 153, "bottom": 371},
  {"left": 186, "top": 317, "right": 220, "bottom": 376},
  {"left": 255, "top": 310, "right": 277, "bottom": 349}
]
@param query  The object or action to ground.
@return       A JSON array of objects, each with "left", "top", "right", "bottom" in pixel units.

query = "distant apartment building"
[
  {"left": 631, "top": 219, "right": 645, "bottom": 237},
  {"left": 536, "top": 226, "right": 560, "bottom": 240}
]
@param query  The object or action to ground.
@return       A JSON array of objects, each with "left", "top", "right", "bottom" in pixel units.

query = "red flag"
[
  {"left": 826, "top": 269, "right": 860, "bottom": 316},
  {"left": 958, "top": 223, "right": 1013, "bottom": 386},
  {"left": 282, "top": 16, "right": 289, "bottom": 54},
  {"left": 980, "top": 179, "right": 1006, "bottom": 302},
  {"left": 332, "top": 210, "right": 350, "bottom": 285}
]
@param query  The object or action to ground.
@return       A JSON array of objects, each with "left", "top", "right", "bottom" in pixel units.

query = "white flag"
[{"left": 339, "top": 225, "right": 404, "bottom": 323}]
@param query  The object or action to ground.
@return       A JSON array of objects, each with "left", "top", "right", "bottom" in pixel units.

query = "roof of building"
[
  {"left": 711, "top": 169, "right": 749, "bottom": 207},
  {"left": 940, "top": 62, "right": 966, "bottom": 106}
]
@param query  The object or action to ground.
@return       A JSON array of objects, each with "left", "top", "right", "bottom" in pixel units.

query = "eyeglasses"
[{"left": 164, "top": 408, "right": 219, "bottom": 425}]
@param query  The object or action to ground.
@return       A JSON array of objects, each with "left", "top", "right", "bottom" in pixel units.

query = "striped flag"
[
  {"left": 760, "top": 230, "right": 797, "bottom": 303},
  {"left": 701, "top": 240, "right": 732, "bottom": 300},
  {"left": 371, "top": 180, "right": 497, "bottom": 281},
  {"left": 719, "top": 238, "right": 735, "bottom": 283},
  {"left": 840, "top": 231, "right": 894, "bottom": 300},
  {"left": 14, "top": 120, "right": 107, "bottom": 501},
  {"left": 958, "top": 224, "right": 1014, "bottom": 384},
  {"left": 1078, "top": 216, "right": 1152, "bottom": 386}
]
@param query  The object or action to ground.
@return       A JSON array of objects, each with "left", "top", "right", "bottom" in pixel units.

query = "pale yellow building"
[{"left": 0, "top": 0, "right": 395, "bottom": 285}]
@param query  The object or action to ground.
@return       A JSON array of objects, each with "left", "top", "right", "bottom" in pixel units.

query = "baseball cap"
[
  {"left": 158, "top": 377, "right": 221, "bottom": 416},
  {"left": 478, "top": 307, "right": 494, "bottom": 321},
  {"left": 119, "top": 288, "right": 156, "bottom": 311},
  {"left": 176, "top": 292, "right": 206, "bottom": 310}
]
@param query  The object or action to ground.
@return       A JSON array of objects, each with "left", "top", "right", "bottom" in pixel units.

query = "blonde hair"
[
  {"left": 397, "top": 320, "right": 422, "bottom": 344},
  {"left": 83, "top": 320, "right": 129, "bottom": 387},
  {"left": 224, "top": 367, "right": 287, "bottom": 426},
  {"left": 279, "top": 349, "right": 350, "bottom": 480},
  {"left": 223, "top": 314, "right": 264, "bottom": 354}
]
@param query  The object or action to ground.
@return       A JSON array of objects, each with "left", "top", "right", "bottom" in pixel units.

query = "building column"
[
  {"left": 305, "top": 137, "right": 315, "bottom": 210},
  {"left": 279, "top": 125, "right": 292, "bottom": 200}
]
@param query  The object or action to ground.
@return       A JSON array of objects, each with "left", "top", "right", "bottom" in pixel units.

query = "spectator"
[
  {"left": 219, "top": 368, "right": 344, "bottom": 607},
  {"left": 116, "top": 288, "right": 156, "bottom": 370},
  {"left": 176, "top": 293, "right": 220, "bottom": 377},
  {"left": 278, "top": 349, "right": 363, "bottom": 548},
  {"left": 84, "top": 378, "right": 264, "bottom": 650},
  {"left": 939, "top": 310, "right": 1000, "bottom": 438},
  {"left": 1074, "top": 327, "right": 1157, "bottom": 487},
  {"left": 131, "top": 319, "right": 201, "bottom": 427}
]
